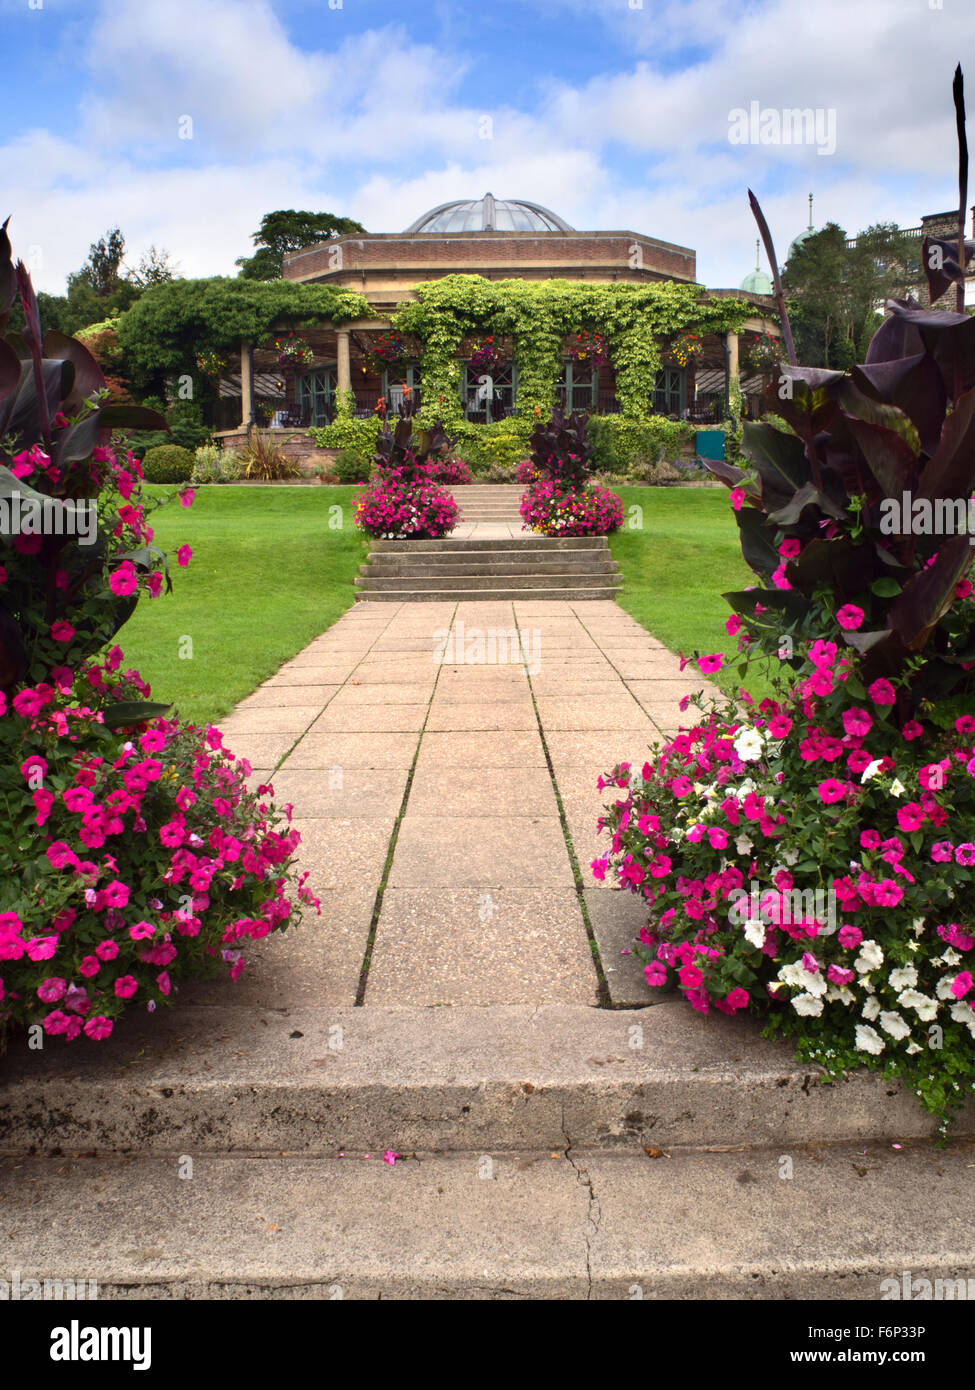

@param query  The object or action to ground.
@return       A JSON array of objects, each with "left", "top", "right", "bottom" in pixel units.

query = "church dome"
[{"left": 405, "top": 193, "right": 574, "bottom": 234}]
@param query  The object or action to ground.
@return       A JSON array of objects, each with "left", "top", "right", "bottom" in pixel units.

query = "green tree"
[
  {"left": 70, "top": 227, "right": 127, "bottom": 297},
  {"left": 235, "top": 209, "right": 366, "bottom": 280},
  {"left": 783, "top": 221, "right": 927, "bottom": 368}
]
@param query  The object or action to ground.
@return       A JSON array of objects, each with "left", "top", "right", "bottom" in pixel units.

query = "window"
[
  {"left": 383, "top": 363, "right": 421, "bottom": 412},
  {"left": 295, "top": 368, "right": 336, "bottom": 426},
  {"left": 653, "top": 368, "right": 685, "bottom": 416},
  {"left": 463, "top": 362, "right": 516, "bottom": 419},
  {"left": 557, "top": 360, "right": 598, "bottom": 413}
]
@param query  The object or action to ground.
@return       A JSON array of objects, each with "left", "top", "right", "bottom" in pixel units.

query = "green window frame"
[
  {"left": 382, "top": 363, "right": 421, "bottom": 410},
  {"left": 463, "top": 361, "right": 517, "bottom": 417},
  {"left": 653, "top": 367, "right": 686, "bottom": 416},
  {"left": 296, "top": 368, "right": 336, "bottom": 426},
  {"left": 558, "top": 359, "right": 598, "bottom": 413}
]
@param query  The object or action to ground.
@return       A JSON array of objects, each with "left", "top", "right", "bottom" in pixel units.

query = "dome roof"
[
  {"left": 787, "top": 226, "right": 816, "bottom": 259},
  {"left": 405, "top": 193, "right": 574, "bottom": 234},
  {"left": 740, "top": 268, "right": 773, "bottom": 294}
]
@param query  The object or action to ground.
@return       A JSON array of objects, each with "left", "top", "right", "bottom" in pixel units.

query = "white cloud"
[{"left": 4, "top": 0, "right": 973, "bottom": 295}]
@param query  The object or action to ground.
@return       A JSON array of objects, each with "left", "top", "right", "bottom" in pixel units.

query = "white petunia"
[
  {"left": 950, "top": 1001, "right": 975, "bottom": 1027},
  {"left": 860, "top": 759, "right": 884, "bottom": 783},
  {"left": 939, "top": 949, "right": 962, "bottom": 968},
  {"left": 889, "top": 967, "right": 918, "bottom": 991},
  {"left": 743, "top": 918, "right": 767, "bottom": 949},
  {"left": 855, "top": 1025, "right": 885, "bottom": 1055},
  {"left": 854, "top": 940, "right": 884, "bottom": 973},
  {"left": 791, "top": 992, "right": 824, "bottom": 1017},
  {"left": 862, "top": 996, "right": 881, "bottom": 1021},
  {"left": 936, "top": 977, "right": 958, "bottom": 1002},
  {"left": 890, "top": 778, "right": 906, "bottom": 797},
  {"left": 780, "top": 846, "right": 800, "bottom": 866},
  {"left": 827, "top": 985, "right": 855, "bottom": 1006},
  {"left": 905, "top": 1041, "right": 922, "bottom": 1055},
  {"left": 879, "top": 1011, "right": 911, "bottom": 1040},
  {"left": 735, "top": 834, "right": 755, "bottom": 856},
  {"left": 734, "top": 728, "right": 765, "bottom": 763},
  {"left": 898, "top": 989, "right": 939, "bottom": 1021}
]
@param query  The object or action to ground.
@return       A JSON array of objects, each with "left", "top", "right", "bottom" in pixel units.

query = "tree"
[
  {"left": 235, "top": 208, "right": 366, "bottom": 280},
  {"left": 70, "top": 227, "right": 127, "bottom": 298},
  {"left": 783, "top": 221, "right": 927, "bottom": 368},
  {"left": 129, "top": 245, "right": 179, "bottom": 289}
]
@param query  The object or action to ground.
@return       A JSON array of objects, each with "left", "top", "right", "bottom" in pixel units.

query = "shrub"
[
  {"left": 141, "top": 444, "right": 194, "bottom": 483},
  {"left": 191, "top": 445, "right": 240, "bottom": 484},
  {"left": 480, "top": 461, "right": 518, "bottom": 483},
  {"left": 308, "top": 416, "right": 381, "bottom": 457},
  {"left": 0, "top": 240, "right": 315, "bottom": 1044},
  {"left": 520, "top": 478, "right": 623, "bottom": 536},
  {"left": 239, "top": 430, "right": 301, "bottom": 481},
  {"left": 125, "top": 398, "right": 211, "bottom": 460},
  {"left": 333, "top": 448, "right": 371, "bottom": 484},
  {"left": 588, "top": 415, "right": 693, "bottom": 474}
]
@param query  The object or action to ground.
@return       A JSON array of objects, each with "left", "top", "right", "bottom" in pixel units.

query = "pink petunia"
[
  {"left": 177, "top": 545, "right": 193, "bottom": 566},
  {"left": 83, "top": 1016, "right": 114, "bottom": 1041},
  {"left": 109, "top": 561, "right": 139, "bottom": 597},
  {"left": 951, "top": 972, "right": 973, "bottom": 999},
  {"left": 114, "top": 975, "right": 138, "bottom": 999},
  {"left": 836, "top": 604, "right": 865, "bottom": 631},
  {"left": 50, "top": 620, "right": 75, "bottom": 643},
  {"left": 730, "top": 487, "right": 745, "bottom": 511},
  {"left": 841, "top": 708, "right": 872, "bottom": 738},
  {"left": 867, "top": 678, "right": 897, "bottom": 707},
  {"left": 818, "top": 778, "right": 847, "bottom": 804}
]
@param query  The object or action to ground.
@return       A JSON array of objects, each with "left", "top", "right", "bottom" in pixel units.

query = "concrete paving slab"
[
  {"left": 282, "top": 732, "right": 420, "bottom": 771},
  {"left": 407, "top": 764, "right": 558, "bottom": 818},
  {"left": 583, "top": 889, "right": 657, "bottom": 1007},
  {"left": 366, "top": 888, "right": 598, "bottom": 1005},
  {"left": 291, "top": 816, "right": 396, "bottom": 892},
  {"left": 219, "top": 733, "right": 297, "bottom": 770},
  {"left": 269, "top": 768, "right": 409, "bottom": 819},
  {"left": 414, "top": 731, "right": 548, "bottom": 770},
  {"left": 218, "top": 706, "right": 328, "bottom": 735},
  {"left": 389, "top": 816, "right": 574, "bottom": 888},
  {"left": 425, "top": 701, "right": 538, "bottom": 732},
  {"left": 327, "top": 683, "right": 434, "bottom": 706},
  {"left": 310, "top": 704, "right": 428, "bottom": 733},
  {"left": 535, "top": 697, "right": 652, "bottom": 731},
  {"left": 237, "top": 684, "right": 342, "bottom": 710}
]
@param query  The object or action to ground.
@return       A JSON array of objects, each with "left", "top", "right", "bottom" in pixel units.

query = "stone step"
[
  {"left": 357, "top": 587, "right": 623, "bottom": 602},
  {"left": 1, "top": 1003, "right": 966, "bottom": 1156},
  {"left": 372, "top": 538, "right": 609, "bottom": 552},
  {"left": 4, "top": 1141, "right": 971, "bottom": 1299},
  {"left": 362, "top": 560, "right": 620, "bottom": 578},
  {"left": 356, "top": 573, "right": 622, "bottom": 592}
]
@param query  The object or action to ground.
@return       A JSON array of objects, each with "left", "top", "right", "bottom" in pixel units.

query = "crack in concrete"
[{"left": 560, "top": 1102, "right": 601, "bottom": 1300}]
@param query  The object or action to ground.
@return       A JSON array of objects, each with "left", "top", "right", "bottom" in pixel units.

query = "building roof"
[{"left": 404, "top": 193, "right": 574, "bottom": 234}]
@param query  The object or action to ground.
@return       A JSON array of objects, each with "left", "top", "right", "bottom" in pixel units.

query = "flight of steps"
[
  {"left": 356, "top": 487, "right": 622, "bottom": 602},
  {"left": 1, "top": 1001, "right": 971, "bottom": 1299},
  {"left": 355, "top": 536, "right": 623, "bottom": 602}
]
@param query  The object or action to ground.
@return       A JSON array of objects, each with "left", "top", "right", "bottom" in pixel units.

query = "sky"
[{"left": 3, "top": 0, "right": 974, "bottom": 294}]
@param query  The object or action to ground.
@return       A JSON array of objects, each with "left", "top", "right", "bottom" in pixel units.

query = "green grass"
[
  {"left": 119, "top": 485, "right": 368, "bottom": 725},
  {"left": 608, "top": 486, "right": 773, "bottom": 699}
]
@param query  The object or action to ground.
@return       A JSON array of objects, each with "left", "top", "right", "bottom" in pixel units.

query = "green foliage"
[
  {"left": 450, "top": 417, "right": 533, "bottom": 470},
  {"left": 190, "top": 445, "right": 240, "bottom": 484},
  {"left": 116, "top": 278, "right": 370, "bottom": 389},
  {"left": 308, "top": 415, "right": 381, "bottom": 457},
  {"left": 783, "top": 221, "right": 927, "bottom": 368},
  {"left": 141, "top": 444, "right": 194, "bottom": 483},
  {"left": 239, "top": 430, "right": 302, "bottom": 481},
  {"left": 394, "top": 275, "right": 753, "bottom": 424},
  {"left": 587, "top": 415, "right": 693, "bottom": 474},
  {"left": 333, "top": 448, "right": 371, "bottom": 483},
  {"left": 235, "top": 209, "right": 367, "bottom": 280},
  {"left": 123, "top": 397, "right": 210, "bottom": 460}
]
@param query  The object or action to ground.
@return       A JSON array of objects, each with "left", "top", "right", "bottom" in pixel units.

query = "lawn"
[
  {"left": 118, "top": 485, "right": 368, "bottom": 726},
  {"left": 608, "top": 485, "right": 773, "bottom": 699}
]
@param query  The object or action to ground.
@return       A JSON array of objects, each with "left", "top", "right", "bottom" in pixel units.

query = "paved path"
[{"left": 219, "top": 596, "right": 720, "bottom": 1010}]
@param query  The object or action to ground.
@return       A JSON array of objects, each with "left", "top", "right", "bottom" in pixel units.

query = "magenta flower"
[
  {"left": 114, "top": 975, "right": 138, "bottom": 999},
  {"left": 931, "top": 841, "right": 954, "bottom": 863},
  {"left": 955, "top": 843, "right": 975, "bottom": 866},
  {"left": 83, "top": 1016, "right": 114, "bottom": 1041},
  {"left": 817, "top": 778, "right": 846, "bottom": 804},
  {"left": 37, "top": 977, "right": 66, "bottom": 1003},
  {"left": 951, "top": 972, "right": 973, "bottom": 999},
  {"left": 729, "top": 487, "right": 745, "bottom": 511},
  {"left": 836, "top": 604, "right": 865, "bottom": 630},
  {"left": 867, "top": 678, "right": 896, "bottom": 707},
  {"left": 841, "top": 708, "right": 872, "bottom": 738},
  {"left": 902, "top": 720, "right": 923, "bottom": 741},
  {"left": 838, "top": 925, "right": 863, "bottom": 949},
  {"left": 177, "top": 545, "right": 193, "bottom": 566},
  {"left": 698, "top": 653, "right": 723, "bottom": 674},
  {"left": 109, "top": 561, "right": 138, "bottom": 596}
]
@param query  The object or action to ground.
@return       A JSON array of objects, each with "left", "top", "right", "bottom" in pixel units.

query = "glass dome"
[{"left": 405, "top": 193, "right": 574, "bottom": 234}]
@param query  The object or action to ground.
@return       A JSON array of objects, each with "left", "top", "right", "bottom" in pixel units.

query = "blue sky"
[{"left": 3, "top": 0, "right": 974, "bottom": 293}]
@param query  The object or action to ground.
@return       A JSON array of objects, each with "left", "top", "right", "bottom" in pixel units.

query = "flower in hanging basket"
[
  {"left": 670, "top": 330, "right": 705, "bottom": 367},
  {"left": 369, "top": 333, "right": 407, "bottom": 368},
  {"left": 469, "top": 336, "right": 504, "bottom": 374},
  {"left": 742, "top": 330, "right": 784, "bottom": 374},
  {"left": 195, "top": 348, "right": 227, "bottom": 378},
  {"left": 571, "top": 330, "right": 608, "bottom": 369},
  {"left": 275, "top": 335, "right": 315, "bottom": 371}
]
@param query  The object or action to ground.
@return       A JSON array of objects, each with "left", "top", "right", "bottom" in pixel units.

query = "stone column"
[
  {"left": 240, "top": 338, "right": 254, "bottom": 430},
  {"left": 336, "top": 329, "right": 352, "bottom": 396},
  {"left": 725, "top": 329, "right": 740, "bottom": 422}
]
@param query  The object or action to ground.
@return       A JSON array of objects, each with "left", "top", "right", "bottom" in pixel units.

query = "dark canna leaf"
[
  {"left": 843, "top": 417, "right": 920, "bottom": 501},
  {"left": 101, "top": 700, "right": 173, "bottom": 730},
  {"left": 43, "top": 329, "right": 106, "bottom": 413},
  {"left": 920, "top": 235, "right": 975, "bottom": 305},
  {"left": 767, "top": 480, "right": 847, "bottom": 527},
  {"left": 723, "top": 589, "right": 812, "bottom": 624},
  {"left": 740, "top": 421, "right": 809, "bottom": 511},
  {"left": 849, "top": 354, "right": 947, "bottom": 457},
  {"left": 887, "top": 532, "right": 974, "bottom": 650},
  {"left": 0, "top": 218, "right": 16, "bottom": 331},
  {"left": 734, "top": 505, "right": 780, "bottom": 574},
  {"left": 97, "top": 403, "right": 167, "bottom": 432},
  {"left": 917, "top": 384, "right": 975, "bottom": 505}
]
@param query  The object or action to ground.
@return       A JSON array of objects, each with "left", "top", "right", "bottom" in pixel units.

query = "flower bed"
[
  {"left": 354, "top": 402, "right": 458, "bottom": 539},
  {"left": 520, "top": 478, "right": 623, "bottom": 536},
  {"left": 593, "top": 297, "right": 975, "bottom": 1133},
  {"left": 0, "top": 241, "right": 315, "bottom": 1045}
]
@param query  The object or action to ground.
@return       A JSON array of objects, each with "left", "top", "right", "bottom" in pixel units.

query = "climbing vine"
[{"left": 394, "top": 276, "right": 758, "bottom": 422}]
